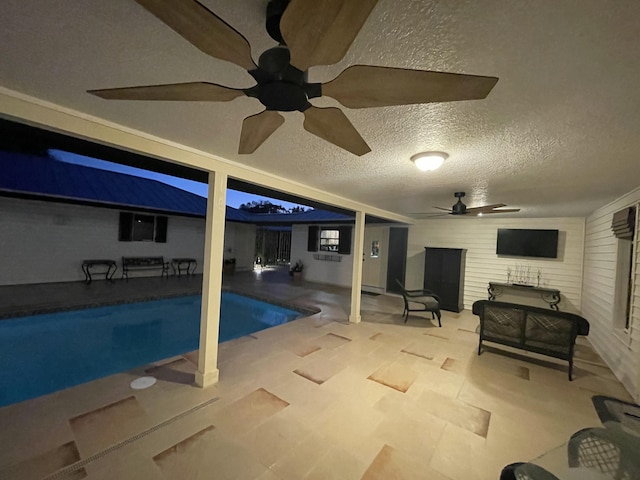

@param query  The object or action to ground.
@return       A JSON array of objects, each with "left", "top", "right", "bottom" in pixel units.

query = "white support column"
[
  {"left": 195, "top": 171, "right": 227, "bottom": 388},
  {"left": 350, "top": 210, "right": 365, "bottom": 323}
]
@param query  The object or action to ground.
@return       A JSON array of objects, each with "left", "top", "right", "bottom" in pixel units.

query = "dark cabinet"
[{"left": 424, "top": 247, "right": 466, "bottom": 312}]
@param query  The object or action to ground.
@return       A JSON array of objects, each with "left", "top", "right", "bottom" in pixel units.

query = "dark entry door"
[{"left": 386, "top": 227, "right": 408, "bottom": 294}]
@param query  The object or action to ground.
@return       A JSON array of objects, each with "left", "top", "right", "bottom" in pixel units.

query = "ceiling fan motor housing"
[
  {"left": 246, "top": 29, "right": 324, "bottom": 113},
  {"left": 255, "top": 81, "right": 309, "bottom": 111},
  {"left": 246, "top": 52, "right": 321, "bottom": 112},
  {"left": 452, "top": 191, "right": 467, "bottom": 214},
  {"left": 249, "top": 0, "right": 322, "bottom": 112}
]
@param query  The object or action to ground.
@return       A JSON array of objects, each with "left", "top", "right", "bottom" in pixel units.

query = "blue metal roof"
[
  {"left": 0, "top": 151, "right": 207, "bottom": 216},
  {"left": 0, "top": 151, "right": 354, "bottom": 224}
]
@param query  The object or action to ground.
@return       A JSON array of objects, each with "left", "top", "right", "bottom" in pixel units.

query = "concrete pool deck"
[
  {"left": 0, "top": 269, "right": 635, "bottom": 479},
  {"left": 0, "top": 273, "right": 204, "bottom": 319},
  {"left": 0, "top": 266, "right": 338, "bottom": 319}
]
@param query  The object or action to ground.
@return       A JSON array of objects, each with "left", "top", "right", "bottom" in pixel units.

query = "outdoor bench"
[
  {"left": 121, "top": 256, "right": 169, "bottom": 281},
  {"left": 472, "top": 300, "right": 590, "bottom": 380}
]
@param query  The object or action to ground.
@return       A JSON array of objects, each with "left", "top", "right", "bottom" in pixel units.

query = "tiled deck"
[
  {"left": 0, "top": 274, "right": 204, "bottom": 319},
  {"left": 0, "top": 268, "right": 633, "bottom": 479}
]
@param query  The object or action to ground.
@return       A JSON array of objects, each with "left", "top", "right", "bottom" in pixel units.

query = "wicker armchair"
[{"left": 395, "top": 279, "right": 442, "bottom": 327}]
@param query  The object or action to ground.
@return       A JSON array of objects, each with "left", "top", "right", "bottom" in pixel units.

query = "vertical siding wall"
[
  {"left": 406, "top": 217, "right": 585, "bottom": 311},
  {"left": 0, "top": 197, "right": 255, "bottom": 285},
  {"left": 582, "top": 187, "right": 640, "bottom": 401}
]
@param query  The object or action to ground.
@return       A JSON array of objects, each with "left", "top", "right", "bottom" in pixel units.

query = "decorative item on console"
[{"left": 507, "top": 264, "right": 543, "bottom": 287}]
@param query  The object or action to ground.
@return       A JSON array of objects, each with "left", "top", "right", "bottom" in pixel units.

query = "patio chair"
[
  {"left": 591, "top": 395, "right": 640, "bottom": 435},
  {"left": 567, "top": 425, "right": 640, "bottom": 479},
  {"left": 499, "top": 462, "right": 560, "bottom": 480},
  {"left": 395, "top": 279, "right": 442, "bottom": 327}
]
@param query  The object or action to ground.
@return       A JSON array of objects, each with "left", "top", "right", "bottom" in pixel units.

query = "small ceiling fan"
[
  {"left": 88, "top": 0, "right": 498, "bottom": 156},
  {"left": 412, "top": 192, "right": 520, "bottom": 216}
]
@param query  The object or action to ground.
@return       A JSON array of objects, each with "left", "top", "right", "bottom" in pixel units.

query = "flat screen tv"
[{"left": 496, "top": 229, "right": 559, "bottom": 258}]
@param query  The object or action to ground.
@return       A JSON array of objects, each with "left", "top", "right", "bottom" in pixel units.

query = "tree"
[
  {"left": 239, "top": 200, "right": 308, "bottom": 214},
  {"left": 239, "top": 200, "right": 287, "bottom": 214},
  {"left": 288, "top": 206, "right": 307, "bottom": 213}
]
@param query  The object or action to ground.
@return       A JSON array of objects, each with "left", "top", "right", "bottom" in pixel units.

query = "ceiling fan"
[
  {"left": 88, "top": 0, "right": 499, "bottom": 156},
  {"left": 413, "top": 192, "right": 520, "bottom": 216}
]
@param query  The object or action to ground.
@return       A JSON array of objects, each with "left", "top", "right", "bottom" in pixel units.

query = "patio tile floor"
[{"left": 0, "top": 267, "right": 633, "bottom": 479}]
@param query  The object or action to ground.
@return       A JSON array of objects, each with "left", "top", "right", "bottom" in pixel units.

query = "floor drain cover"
[{"left": 130, "top": 376, "right": 157, "bottom": 390}]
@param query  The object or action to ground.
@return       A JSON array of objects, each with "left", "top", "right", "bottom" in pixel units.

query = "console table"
[
  {"left": 82, "top": 259, "right": 117, "bottom": 284},
  {"left": 488, "top": 282, "right": 561, "bottom": 310},
  {"left": 171, "top": 258, "right": 197, "bottom": 276}
]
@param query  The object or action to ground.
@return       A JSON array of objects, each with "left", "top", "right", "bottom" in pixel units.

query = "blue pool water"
[{"left": 0, "top": 293, "right": 302, "bottom": 407}]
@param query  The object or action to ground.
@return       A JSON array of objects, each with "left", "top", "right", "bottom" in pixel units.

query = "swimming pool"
[{"left": 0, "top": 292, "right": 303, "bottom": 407}]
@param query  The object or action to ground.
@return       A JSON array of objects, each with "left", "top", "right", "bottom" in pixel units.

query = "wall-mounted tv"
[{"left": 496, "top": 229, "right": 559, "bottom": 258}]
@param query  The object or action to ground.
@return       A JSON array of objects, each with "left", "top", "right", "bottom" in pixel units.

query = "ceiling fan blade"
[
  {"left": 135, "top": 0, "right": 255, "bottom": 70},
  {"left": 280, "top": 0, "right": 378, "bottom": 71},
  {"left": 433, "top": 206, "right": 453, "bottom": 212},
  {"left": 465, "top": 203, "right": 507, "bottom": 213},
  {"left": 302, "top": 106, "right": 371, "bottom": 156},
  {"left": 471, "top": 209, "right": 521, "bottom": 215},
  {"left": 323, "top": 65, "right": 499, "bottom": 109},
  {"left": 238, "top": 110, "right": 285, "bottom": 154},
  {"left": 88, "top": 82, "right": 245, "bottom": 101},
  {"left": 408, "top": 213, "right": 449, "bottom": 217}
]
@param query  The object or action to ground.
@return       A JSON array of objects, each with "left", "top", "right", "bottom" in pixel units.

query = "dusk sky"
[{"left": 49, "top": 150, "right": 309, "bottom": 210}]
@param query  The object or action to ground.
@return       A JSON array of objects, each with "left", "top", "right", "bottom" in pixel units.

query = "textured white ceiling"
[{"left": 1, "top": 0, "right": 639, "bottom": 218}]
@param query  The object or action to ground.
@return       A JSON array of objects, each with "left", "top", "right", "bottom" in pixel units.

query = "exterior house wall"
[
  {"left": 406, "top": 217, "right": 586, "bottom": 311},
  {"left": 0, "top": 196, "right": 255, "bottom": 285},
  {"left": 582, "top": 186, "right": 640, "bottom": 401},
  {"left": 290, "top": 224, "right": 355, "bottom": 287}
]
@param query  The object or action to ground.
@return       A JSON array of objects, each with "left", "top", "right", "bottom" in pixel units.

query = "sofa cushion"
[
  {"left": 524, "top": 312, "right": 573, "bottom": 355},
  {"left": 408, "top": 295, "right": 439, "bottom": 308},
  {"left": 483, "top": 305, "right": 525, "bottom": 344}
]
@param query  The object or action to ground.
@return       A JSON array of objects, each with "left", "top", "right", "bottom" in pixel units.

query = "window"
[
  {"left": 119, "top": 212, "right": 168, "bottom": 243},
  {"left": 614, "top": 236, "right": 634, "bottom": 331},
  {"left": 612, "top": 206, "right": 636, "bottom": 331},
  {"left": 307, "top": 225, "right": 352, "bottom": 254},
  {"left": 132, "top": 214, "right": 155, "bottom": 241},
  {"left": 371, "top": 240, "right": 380, "bottom": 258},
  {"left": 320, "top": 229, "right": 340, "bottom": 252}
]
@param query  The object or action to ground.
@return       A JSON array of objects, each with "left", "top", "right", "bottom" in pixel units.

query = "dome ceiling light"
[{"left": 410, "top": 151, "right": 448, "bottom": 171}]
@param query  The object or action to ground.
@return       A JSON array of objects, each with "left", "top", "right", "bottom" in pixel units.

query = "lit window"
[
  {"left": 307, "top": 226, "right": 352, "bottom": 255},
  {"left": 371, "top": 240, "right": 380, "bottom": 258},
  {"left": 319, "top": 229, "right": 340, "bottom": 252}
]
